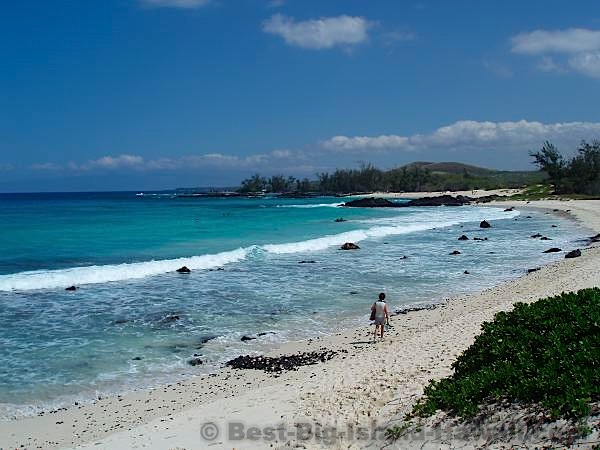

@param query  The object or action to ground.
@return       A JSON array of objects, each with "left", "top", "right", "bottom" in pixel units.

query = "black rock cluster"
[{"left": 225, "top": 350, "right": 338, "bottom": 372}]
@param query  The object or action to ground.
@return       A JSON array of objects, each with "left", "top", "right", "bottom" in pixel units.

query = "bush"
[{"left": 413, "top": 288, "right": 600, "bottom": 420}]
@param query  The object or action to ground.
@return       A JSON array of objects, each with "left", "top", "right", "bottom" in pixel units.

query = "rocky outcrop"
[
  {"left": 403, "top": 195, "right": 472, "bottom": 207},
  {"left": 65, "top": 285, "right": 78, "bottom": 291},
  {"left": 565, "top": 249, "right": 582, "bottom": 259},
  {"left": 340, "top": 242, "right": 360, "bottom": 250},
  {"left": 543, "top": 248, "right": 562, "bottom": 253},
  {"left": 458, "top": 235, "right": 469, "bottom": 240},
  {"left": 188, "top": 357, "right": 203, "bottom": 366},
  {"left": 334, "top": 217, "right": 347, "bottom": 222},
  {"left": 225, "top": 350, "right": 339, "bottom": 372},
  {"left": 176, "top": 266, "right": 191, "bottom": 273},
  {"left": 343, "top": 197, "right": 399, "bottom": 208},
  {"left": 531, "top": 233, "right": 543, "bottom": 238},
  {"left": 343, "top": 195, "right": 473, "bottom": 208},
  {"left": 450, "top": 250, "right": 461, "bottom": 255},
  {"left": 479, "top": 220, "right": 491, "bottom": 228}
]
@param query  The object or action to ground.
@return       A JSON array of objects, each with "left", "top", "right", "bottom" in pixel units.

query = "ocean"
[{"left": 0, "top": 192, "right": 588, "bottom": 418}]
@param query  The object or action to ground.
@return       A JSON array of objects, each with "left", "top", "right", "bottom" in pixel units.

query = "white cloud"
[
  {"left": 322, "top": 120, "right": 600, "bottom": 153},
  {"left": 140, "top": 0, "right": 210, "bottom": 8},
  {"left": 568, "top": 51, "right": 600, "bottom": 78},
  {"left": 262, "top": 14, "right": 372, "bottom": 49},
  {"left": 511, "top": 28, "right": 600, "bottom": 55},
  {"left": 30, "top": 162, "right": 62, "bottom": 171},
  {"left": 42, "top": 149, "right": 302, "bottom": 174},
  {"left": 510, "top": 28, "right": 600, "bottom": 79}
]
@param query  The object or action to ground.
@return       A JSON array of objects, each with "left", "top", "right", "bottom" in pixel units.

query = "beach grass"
[{"left": 411, "top": 288, "right": 600, "bottom": 421}]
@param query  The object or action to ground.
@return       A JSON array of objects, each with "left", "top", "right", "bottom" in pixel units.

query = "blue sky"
[{"left": 1, "top": 0, "right": 600, "bottom": 191}]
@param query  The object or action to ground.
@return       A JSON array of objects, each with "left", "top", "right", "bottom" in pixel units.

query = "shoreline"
[{"left": 1, "top": 199, "right": 599, "bottom": 449}]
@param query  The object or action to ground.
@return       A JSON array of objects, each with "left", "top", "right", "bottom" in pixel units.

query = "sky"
[{"left": 1, "top": 0, "right": 600, "bottom": 192}]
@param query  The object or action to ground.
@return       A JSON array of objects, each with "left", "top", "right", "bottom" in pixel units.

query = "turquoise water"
[{"left": 0, "top": 192, "right": 589, "bottom": 417}]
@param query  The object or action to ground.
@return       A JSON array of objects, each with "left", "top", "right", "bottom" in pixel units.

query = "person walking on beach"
[{"left": 371, "top": 293, "right": 389, "bottom": 341}]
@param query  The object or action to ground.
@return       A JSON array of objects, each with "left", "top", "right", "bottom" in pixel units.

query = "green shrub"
[{"left": 413, "top": 288, "right": 600, "bottom": 420}]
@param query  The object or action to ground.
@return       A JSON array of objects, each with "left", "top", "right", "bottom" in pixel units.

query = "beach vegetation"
[
  {"left": 411, "top": 288, "right": 600, "bottom": 421},
  {"left": 531, "top": 139, "right": 600, "bottom": 195}
]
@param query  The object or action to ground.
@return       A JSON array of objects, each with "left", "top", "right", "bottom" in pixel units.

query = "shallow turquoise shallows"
[{"left": 0, "top": 192, "right": 589, "bottom": 417}]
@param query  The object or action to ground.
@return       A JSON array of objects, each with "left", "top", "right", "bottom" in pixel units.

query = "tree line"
[
  {"left": 530, "top": 140, "right": 600, "bottom": 195},
  {"left": 238, "top": 162, "right": 544, "bottom": 194}
]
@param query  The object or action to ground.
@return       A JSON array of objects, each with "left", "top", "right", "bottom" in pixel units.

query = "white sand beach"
[{"left": 1, "top": 199, "right": 599, "bottom": 450}]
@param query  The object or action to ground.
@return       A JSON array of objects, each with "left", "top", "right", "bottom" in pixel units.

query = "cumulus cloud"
[
  {"left": 511, "top": 28, "right": 600, "bottom": 55},
  {"left": 140, "top": 0, "right": 210, "bottom": 8},
  {"left": 321, "top": 120, "right": 600, "bottom": 153},
  {"left": 511, "top": 28, "right": 600, "bottom": 79},
  {"left": 35, "top": 149, "right": 302, "bottom": 174},
  {"left": 262, "top": 14, "right": 372, "bottom": 49}
]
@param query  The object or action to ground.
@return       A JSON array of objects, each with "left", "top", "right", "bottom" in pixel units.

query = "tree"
[
  {"left": 530, "top": 141, "right": 565, "bottom": 193},
  {"left": 238, "top": 174, "right": 267, "bottom": 193}
]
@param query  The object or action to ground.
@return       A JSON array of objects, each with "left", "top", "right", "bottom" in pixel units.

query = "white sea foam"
[
  {"left": 276, "top": 203, "right": 344, "bottom": 208},
  {"left": 0, "top": 247, "right": 251, "bottom": 292},
  {"left": 264, "top": 207, "right": 519, "bottom": 254},
  {"left": 0, "top": 207, "right": 518, "bottom": 291}
]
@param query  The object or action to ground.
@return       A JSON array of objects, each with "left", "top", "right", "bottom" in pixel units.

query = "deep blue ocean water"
[{"left": 0, "top": 192, "right": 589, "bottom": 417}]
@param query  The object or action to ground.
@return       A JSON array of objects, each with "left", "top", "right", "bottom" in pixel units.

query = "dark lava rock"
[
  {"left": 400, "top": 255, "right": 408, "bottom": 259},
  {"left": 543, "top": 248, "right": 562, "bottom": 253},
  {"left": 531, "top": 233, "right": 543, "bottom": 238},
  {"left": 349, "top": 291, "right": 358, "bottom": 295},
  {"left": 464, "top": 270, "right": 470, "bottom": 274},
  {"left": 527, "top": 267, "right": 541, "bottom": 273},
  {"left": 565, "top": 249, "right": 582, "bottom": 259},
  {"left": 65, "top": 286, "right": 78, "bottom": 291},
  {"left": 176, "top": 266, "right": 191, "bottom": 273},
  {"left": 590, "top": 233, "right": 600, "bottom": 243},
  {"left": 343, "top": 197, "right": 398, "bottom": 208},
  {"left": 340, "top": 242, "right": 360, "bottom": 250},
  {"left": 226, "top": 350, "right": 337, "bottom": 373},
  {"left": 241, "top": 335, "right": 256, "bottom": 342},
  {"left": 473, "top": 237, "right": 488, "bottom": 241},
  {"left": 165, "top": 314, "right": 180, "bottom": 322},
  {"left": 188, "top": 357, "right": 203, "bottom": 366},
  {"left": 449, "top": 250, "right": 461, "bottom": 255},
  {"left": 504, "top": 207, "right": 515, "bottom": 211},
  {"left": 298, "top": 260, "right": 316, "bottom": 264},
  {"left": 479, "top": 220, "right": 491, "bottom": 228},
  {"left": 404, "top": 195, "right": 473, "bottom": 207},
  {"left": 334, "top": 217, "right": 347, "bottom": 222},
  {"left": 114, "top": 319, "right": 129, "bottom": 325},
  {"left": 551, "top": 225, "right": 557, "bottom": 228},
  {"left": 458, "top": 235, "right": 469, "bottom": 240},
  {"left": 257, "top": 331, "right": 275, "bottom": 337},
  {"left": 540, "top": 236, "right": 552, "bottom": 240},
  {"left": 526, "top": 215, "right": 533, "bottom": 219}
]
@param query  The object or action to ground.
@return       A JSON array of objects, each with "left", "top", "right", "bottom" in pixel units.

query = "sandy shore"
[{"left": 1, "top": 198, "right": 599, "bottom": 450}]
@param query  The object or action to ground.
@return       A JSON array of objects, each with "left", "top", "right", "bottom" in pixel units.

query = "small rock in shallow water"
[
  {"left": 449, "top": 250, "right": 461, "bottom": 255},
  {"left": 65, "top": 285, "right": 77, "bottom": 291},
  {"left": 340, "top": 242, "right": 360, "bottom": 250},
  {"left": 176, "top": 266, "right": 191, "bottom": 273},
  {"left": 188, "top": 357, "right": 203, "bottom": 366},
  {"left": 565, "top": 249, "right": 581, "bottom": 259},
  {"left": 458, "top": 235, "right": 469, "bottom": 240},
  {"left": 543, "top": 247, "right": 561, "bottom": 253},
  {"left": 480, "top": 220, "right": 491, "bottom": 228}
]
